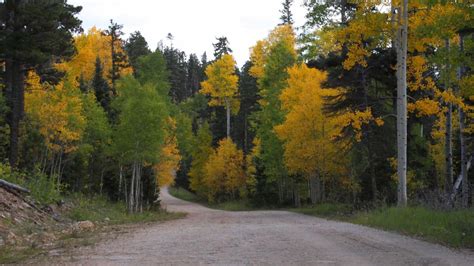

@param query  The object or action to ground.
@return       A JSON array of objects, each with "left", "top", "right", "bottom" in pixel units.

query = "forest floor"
[{"left": 39, "top": 187, "right": 474, "bottom": 265}]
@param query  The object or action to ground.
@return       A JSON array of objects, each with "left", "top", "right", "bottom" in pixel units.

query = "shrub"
[{"left": 0, "top": 163, "right": 61, "bottom": 205}]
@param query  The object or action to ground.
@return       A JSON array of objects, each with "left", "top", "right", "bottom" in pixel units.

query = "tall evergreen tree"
[
  {"left": 187, "top": 53, "right": 202, "bottom": 95},
  {"left": 213, "top": 37, "right": 232, "bottom": 59},
  {"left": 125, "top": 31, "right": 151, "bottom": 76},
  {"left": 92, "top": 57, "right": 111, "bottom": 114},
  {"left": 106, "top": 19, "right": 128, "bottom": 95},
  {"left": 234, "top": 61, "right": 259, "bottom": 154},
  {"left": 280, "top": 0, "right": 294, "bottom": 25},
  {"left": 163, "top": 46, "right": 188, "bottom": 102},
  {"left": 0, "top": 0, "right": 82, "bottom": 167}
]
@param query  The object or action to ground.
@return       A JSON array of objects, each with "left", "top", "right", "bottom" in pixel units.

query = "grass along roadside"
[
  {"left": 168, "top": 186, "right": 255, "bottom": 211},
  {"left": 169, "top": 186, "right": 474, "bottom": 249},
  {"left": 0, "top": 194, "right": 185, "bottom": 264},
  {"left": 291, "top": 204, "right": 474, "bottom": 248}
]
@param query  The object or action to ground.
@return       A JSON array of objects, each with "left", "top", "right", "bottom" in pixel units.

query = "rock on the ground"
[{"left": 73, "top": 221, "right": 95, "bottom": 232}]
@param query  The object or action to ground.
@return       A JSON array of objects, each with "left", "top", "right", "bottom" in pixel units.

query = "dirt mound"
[{"left": 0, "top": 186, "right": 55, "bottom": 247}]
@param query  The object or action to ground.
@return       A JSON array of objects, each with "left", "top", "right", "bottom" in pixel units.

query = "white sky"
[{"left": 68, "top": 0, "right": 307, "bottom": 67}]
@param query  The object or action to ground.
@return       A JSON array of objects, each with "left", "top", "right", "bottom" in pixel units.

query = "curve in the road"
[{"left": 46, "top": 187, "right": 474, "bottom": 265}]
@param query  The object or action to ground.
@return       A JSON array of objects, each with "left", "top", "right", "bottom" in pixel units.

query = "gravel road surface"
[{"left": 47, "top": 188, "right": 474, "bottom": 265}]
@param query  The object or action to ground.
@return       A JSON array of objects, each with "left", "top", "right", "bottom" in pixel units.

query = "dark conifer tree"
[
  {"left": 78, "top": 73, "right": 89, "bottom": 93},
  {"left": 0, "top": 0, "right": 82, "bottom": 166},
  {"left": 92, "top": 57, "right": 111, "bottom": 114},
  {"left": 125, "top": 31, "right": 151, "bottom": 76},
  {"left": 163, "top": 46, "right": 188, "bottom": 102},
  {"left": 213, "top": 37, "right": 232, "bottom": 59},
  {"left": 280, "top": 0, "right": 294, "bottom": 25},
  {"left": 233, "top": 61, "right": 259, "bottom": 154},
  {"left": 106, "top": 19, "right": 128, "bottom": 95},
  {"left": 186, "top": 54, "right": 202, "bottom": 95}
]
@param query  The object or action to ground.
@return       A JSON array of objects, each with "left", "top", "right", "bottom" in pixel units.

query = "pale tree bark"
[
  {"left": 396, "top": 0, "right": 408, "bottom": 207},
  {"left": 309, "top": 174, "right": 321, "bottom": 205},
  {"left": 458, "top": 33, "right": 468, "bottom": 208},
  {"left": 445, "top": 39, "right": 454, "bottom": 195}
]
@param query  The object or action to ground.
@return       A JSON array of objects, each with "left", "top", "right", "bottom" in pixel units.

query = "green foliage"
[
  {"left": 254, "top": 36, "right": 296, "bottom": 202},
  {"left": 292, "top": 204, "right": 474, "bottom": 249},
  {"left": 169, "top": 186, "right": 254, "bottom": 211},
  {"left": 135, "top": 51, "right": 170, "bottom": 97},
  {"left": 66, "top": 193, "right": 184, "bottom": 224},
  {"left": 353, "top": 207, "right": 474, "bottom": 248},
  {"left": 92, "top": 57, "right": 112, "bottom": 115},
  {"left": 112, "top": 76, "right": 168, "bottom": 165},
  {"left": 188, "top": 123, "right": 213, "bottom": 198},
  {"left": 125, "top": 31, "right": 151, "bottom": 75},
  {"left": 169, "top": 186, "right": 201, "bottom": 202},
  {"left": 0, "top": 163, "right": 60, "bottom": 205}
]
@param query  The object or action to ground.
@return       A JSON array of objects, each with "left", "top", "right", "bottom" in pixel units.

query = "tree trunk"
[
  {"left": 119, "top": 164, "right": 123, "bottom": 194},
  {"left": 444, "top": 39, "right": 453, "bottom": 195},
  {"left": 129, "top": 162, "right": 136, "bottom": 213},
  {"left": 6, "top": 59, "right": 25, "bottom": 168},
  {"left": 458, "top": 33, "right": 468, "bottom": 208},
  {"left": 293, "top": 185, "right": 301, "bottom": 208},
  {"left": 225, "top": 98, "right": 231, "bottom": 138},
  {"left": 244, "top": 116, "right": 248, "bottom": 154},
  {"left": 309, "top": 174, "right": 320, "bottom": 204},
  {"left": 396, "top": 0, "right": 408, "bottom": 207}
]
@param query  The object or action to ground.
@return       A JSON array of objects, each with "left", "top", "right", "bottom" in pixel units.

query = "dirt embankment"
[{"left": 0, "top": 186, "right": 95, "bottom": 255}]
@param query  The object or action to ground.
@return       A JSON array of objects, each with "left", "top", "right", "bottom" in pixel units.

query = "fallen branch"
[
  {"left": 0, "top": 178, "right": 30, "bottom": 194},
  {"left": 0, "top": 179, "right": 48, "bottom": 215}
]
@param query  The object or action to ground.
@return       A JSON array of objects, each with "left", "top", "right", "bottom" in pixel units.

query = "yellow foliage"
[
  {"left": 154, "top": 118, "right": 181, "bottom": 188},
  {"left": 245, "top": 138, "right": 261, "bottom": 196},
  {"left": 25, "top": 71, "right": 85, "bottom": 153},
  {"left": 409, "top": 3, "right": 470, "bottom": 53},
  {"left": 333, "top": 107, "right": 384, "bottom": 142},
  {"left": 275, "top": 64, "right": 347, "bottom": 179},
  {"left": 56, "top": 27, "right": 132, "bottom": 86},
  {"left": 203, "top": 138, "right": 246, "bottom": 202},
  {"left": 334, "top": 6, "right": 391, "bottom": 70},
  {"left": 407, "top": 55, "right": 437, "bottom": 92},
  {"left": 200, "top": 54, "right": 239, "bottom": 113},
  {"left": 249, "top": 25, "right": 296, "bottom": 78},
  {"left": 407, "top": 98, "right": 440, "bottom": 117}
]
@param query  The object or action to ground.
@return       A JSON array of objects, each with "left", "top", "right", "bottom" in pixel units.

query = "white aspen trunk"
[
  {"left": 135, "top": 163, "right": 140, "bottom": 213},
  {"left": 445, "top": 39, "right": 454, "bottom": 195},
  {"left": 119, "top": 164, "right": 123, "bottom": 194},
  {"left": 225, "top": 98, "right": 231, "bottom": 138},
  {"left": 50, "top": 153, "right": 56, "bottom": 178},
  {"left": 129, "top": 162, "right": 136, "bottom": 213},
  {"left": 100, "top": 168, "right": 104, "bottom": 195},
  {"left": 396, "top": 0, "right": 408, "bottom": 207},
  {"left": 458, "top": 33, "right": 468, "bottom": 208},
  {"left": 309, "top": 174, "right": 320, "bottom": 204},
  {"left": 57, "top": 150, "right": 63, "bottom": 189}
]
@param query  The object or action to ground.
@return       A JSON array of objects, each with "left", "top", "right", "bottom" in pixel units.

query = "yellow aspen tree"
[
  {"left": 56, "top": 27, "right": 132, "bottom": 86},
  {"left": 275, "top": 64, "right": 347, "bottom": 203},
  {"left": 203, "top": 138, "right": 246, "bottom": 203},
  {"left": 200, "top": 54, "right": 239, "bottom": 138},
  {"left": 25, "top": 71, "right": 85, "bottom": 182},
  {"left": 154, "top": 118, "right": 181, "bottom": 188}
]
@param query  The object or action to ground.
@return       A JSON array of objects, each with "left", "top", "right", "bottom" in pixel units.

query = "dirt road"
[{"left": 47, "top": 188, "right": 474, "bottom": 265}]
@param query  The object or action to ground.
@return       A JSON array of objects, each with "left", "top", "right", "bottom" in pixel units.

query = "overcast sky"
[{"left": 68, "top": 0, "right": 307, "bottom": 67}]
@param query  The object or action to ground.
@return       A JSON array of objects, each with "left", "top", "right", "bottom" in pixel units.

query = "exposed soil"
[{"left": 43, "top": 188, "right": 474, "bottom": 265}]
